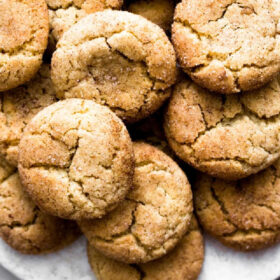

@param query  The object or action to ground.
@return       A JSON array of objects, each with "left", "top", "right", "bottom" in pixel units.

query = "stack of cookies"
[{"left": 1, "top": 0, "right": 280, "bottom": 279}]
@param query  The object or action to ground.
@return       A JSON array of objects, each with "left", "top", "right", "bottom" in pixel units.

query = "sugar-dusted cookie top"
[
  {"left": 51, "top": 10, "right": 177, "bottom": 123},
  {"left": 164, "top": 76, "right": 280, "bottom": 180},
  {"left": 80, "top": 142, "right": 193, "bottom": 263},
  {"left": 172, "top": 0, "right": 280, "bottom": 94},
  {"left": 87, "top": 216, "right": 203, "bottom": 280},
  {"left": 194, "top": 159, "right": 280, "bottom": 251},
  {"left": 0, "top": 0, "right": 49, "bottom": 91},
  {"left": 18, "top": 99, "right": 134, "bottom": 220}
]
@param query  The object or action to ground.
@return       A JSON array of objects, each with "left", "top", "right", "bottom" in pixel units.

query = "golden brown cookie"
[
  {"left": 126, "top": 0, "right": 175, "bottom": 32},
  {"left": 79, "top": 142, "right": 193, "bottom": 263},
  {"left": 0, "top": 0, "right": 49, "bottom": 91},
  {"left": 51, "top": 10, "right": 177, "bottom": 123},
  {"left": 194, "top": 159, "right": 280, "bottom": 251},
  {"left": 0, "top": 158, "right": 80, "bottom": 254},
  {"left": 172, "top": 0, "right": 280, "bottom": 94},
  {"left": 164, "top": 76, "right": 280, "bottom": 180},
  {"left": 47, "top": 0, "right": 123, "bottom": 52},
  {"left": 18, "top": 99, "right": 134, "bottom": 220},
  {"left": 0, "top": 64, "right": 57, "bottom": 167},
  {"left": 87, "top": 216, "right": 204, "bottom": 280}
]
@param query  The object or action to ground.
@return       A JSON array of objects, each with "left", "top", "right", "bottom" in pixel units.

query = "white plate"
[{"left": 0, "top": 235, "right": 279, "bottom": 280}]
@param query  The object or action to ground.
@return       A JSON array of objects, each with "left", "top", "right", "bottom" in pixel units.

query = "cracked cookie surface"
[
  {"left": 87, "top": 216, "right": 204, "bottom": 280},
  {"left": 164, "top": 77, "right": 280, "bottom": 180},
  {"left": 79, "top": 142, "right": 193, "bottom": 263},
  {"left": 18, "top": 99, "right": 134, "bottom": 220},
  {"left": 126, "top": 0, "right": 175, "bottom": 32},
  {"left": 51, "top": 10, "right": 177, "bottom": 123},
  {"left": 194, "top": 158, "right": 280, "bottom": 251},
  {"left": 47, "top": 0, "right": 123, "bottom": 53},
  {"left": 172, "top": 0, "right": 280, "bottom": 94},
  {"left": 0, "top": 0, "right": 49, "bottom": 91},
  {"left": 0, "top": 64, "right": 57, "bottom": 167},
  {"left": 0, "top": 157, "right": 80, "bottom": 254}
]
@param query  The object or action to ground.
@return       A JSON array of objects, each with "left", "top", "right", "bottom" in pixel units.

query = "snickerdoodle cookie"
[
  {"left": 126, "top": 0, "right": 175, "bottom": 32},
  {"left": 47, "top": 0, "right": 123, "bottom": 52},
  {"left": 51, "top": 10, "right": 177, "bottom": 123},
  {"left": 18, "top": 99, "right": 134, "bottom": 220},
  {"left": 87, "top": 216, "right": 203, "bottom": 280},
  {"left": 79, "top": 142, "right": 193, "bottom": 263},
  {"left": 194, "top": 158, "right": 280, "bottom": 251},
  {"left": 164, "top": 76, "right": 280, "bottom": 180},
  {"left": 0, "top": 0, "right": 49, "bottom": 91},
  {"left": 172, "top": 0, "right": 280, "bottom": 94},
  {"left": 0, "top": 158, "right": 80, "bottom": 254},
  {"left": 0, "top": 64, "right": 57, "bottom": 167}
]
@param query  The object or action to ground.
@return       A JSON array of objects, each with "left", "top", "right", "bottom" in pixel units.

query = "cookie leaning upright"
[
  {"left": 51, "top": 10, "right": 177, "bottom": 123},
  {"left": 87, "top": 216, "right": 204, "bottom": 280},
  {"left": 0, "top": 157, "right": 80, "bottom": 254},
  {"left": 0, "top": 64, "right": 57, "bottom": 167},
  {"left": 79, "top": 142, "right": 193, "bottom": 263},
  {"left": 172, "top": 0, "right": 280, "bottom": 94},
  {"left": 0, "top": 0, "right": 49, "bottom": 91},
  {"left": 194, "top": 158, "right": 280, "bottom": 251},
  {"left": 18, "top": 99, "right": 134, "bottom": 220},
  {"left": 164, "top": 76, "right": 280, "bottom": 180}
]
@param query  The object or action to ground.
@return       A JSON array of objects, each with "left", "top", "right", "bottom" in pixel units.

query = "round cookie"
[
  {"left": 164, "top": 76, "right": 280, "bottom": 180},
  {"left": 87, "top": 216, "right": 204, "bottom": 280},
  {"left": 0, "top": 64, "right": 57, "bottom": 167},
  {"left": 47, "top": 0, "right": 123, "bottom": 52},
  {"left": 51, "top": 10, "right": 177, "bottom": 123},
  {"left": 0, "top": 0, "right": 49, "bottom": 91},
  {"left": 0, "top": 158, "right": 80, "bottom": 254},
  {"left": 194, "top": 158, "right": 280, "bottom": 251},
  {"left": 172, "top": 0, "right": 280, "bottom": 94},
  {"left": 126, "top": 0, "right": 175, "bottom": 32},
  {"left": 79, "top": 142, "right": 193, "bottom": 263},
  {"left": 18, "top": 99, "right": 134, "bottom": 220}
]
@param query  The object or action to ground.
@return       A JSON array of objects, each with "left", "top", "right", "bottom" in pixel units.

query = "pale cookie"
[
  {"left": 0, "top": 0, "right": 49, "bottom": 91},
  {"left": 172, "top": 0, "right": 280, "bottom": 94},
  {"left": 126, "top": 0, "right": 175, "bottom": 32},
  {"left": 87, "top": 216, "right": 204, "bottom": 280},
  {"left": 47, "top": 0, "right": 123, "bottom": 52},
  {"left": 51, "top": 10, "right": 177, "bottom": 123},
  {"left": 0, "top": 64, "right": 57, "bottom": 167},
  {"left": 0, "top": 158, "right": 80, "bottom": 254},
  {"left": 18, "top": 99, "right": 134, "bottom": 220},
  {"left": 79, "top": 142, "right": 193, "bottom": 263},
  {"left": 164, "top": 76, "right": 280, "bottom": 180},
  {"left": 194, "top": 158, "right": 280, "bottom": 251}
]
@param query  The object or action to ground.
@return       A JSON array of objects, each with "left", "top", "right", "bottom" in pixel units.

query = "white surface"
[{"left": 0, "top": 235, "right": 279, "bottom": 280}]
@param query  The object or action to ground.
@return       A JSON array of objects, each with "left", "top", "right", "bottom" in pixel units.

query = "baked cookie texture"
[
  {"left": 164, "top": 76, "right": 280, "bottom": 180},
  {"left": 51, "top": 10, "right": 177, "bottom": 123},
  {"left": 0, "top": 0, "right": 49, "bottom": 91},
  {"left": 79, "top": 142, "right": 193, "bottom": 263},
  {"left": 194, "top": 158, "right": 280, "bottom": 251},
  {"left": 18, "top": 99, "right": 134, "bottom": 220},
  {"left": 87, "top": 216, "right": 204, "bottom": 280},
  {"left": 126, "top": 0, "right": 175, "bottom": 32},
  {"left": 0, "top": 64, "right": 57, "bottom": 167},
  {"left": 47, "top": 0, "right": 123, "bottom": 52},
  {"left": 172, "top": 0, "right": 280, "bottom": 94},
  {"left": 0, "top": 158, "right": 80, "bottom": 254}
]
